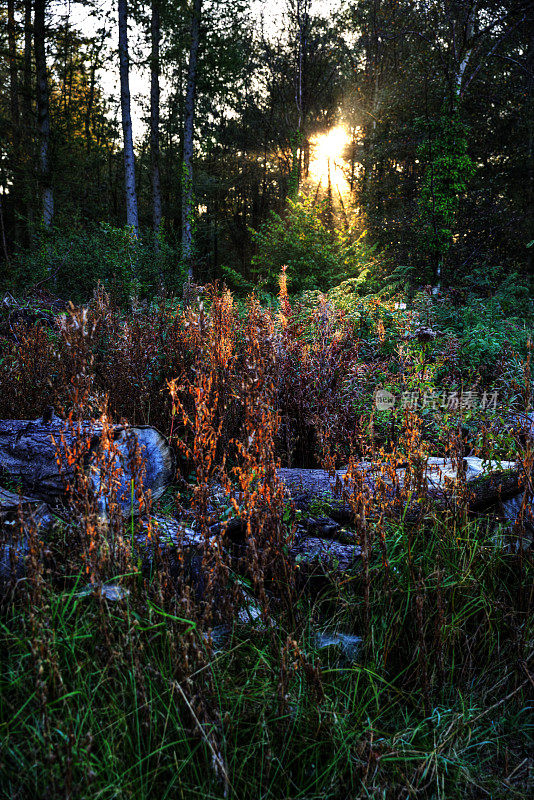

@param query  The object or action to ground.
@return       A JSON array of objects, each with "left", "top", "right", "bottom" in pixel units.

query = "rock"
[
  {"left": 0, "top": 502, "right": 55, "bottom": 588},
  {"left": 305, "top": 516, "right": 341, "bottom": 538},
  {"left": 499, "top": 493, "right": 534, "bottom": 549},
  {"left": 136, "top": 514, "right": 210, "bottom": 551},
  {"left": 0, "top": 486, "right": 35, "bottom": 514},
  {"left": 0, "top": 533, "right": 29, "bottom": 586},
  {"left": 135, "top": 514, "right": 217, "bottom": 597},
  {"left": 402, "top": 327, "right": 443, "bottom": 342},
  {"left": 290, "top": 536, "right": 362, "bottom": 576}
]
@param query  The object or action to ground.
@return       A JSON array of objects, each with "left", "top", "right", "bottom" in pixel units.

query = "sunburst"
[{"left": 307, "top": 126, "right": 351, "bottom": 188}]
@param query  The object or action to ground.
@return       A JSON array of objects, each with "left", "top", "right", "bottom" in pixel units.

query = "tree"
[
  {"left": 288, "top": 0, "right": 310, "bottom": 196},
  {"left": 343, "top": 0, "right": 534, "bottom": 281},
  {"left": 417, "top": 109, "right": 474, "bottom": 285},
  {"left": 258, "top": 1, "right": 343, "bottom": 199},
  {"left": 150, "top": 0, "right": 162, "bottom": 238},
  {"left": 6, "top": 0, "right": 20, "bottom": 246},
  {"left": 34, "top": 0, "right": 53, "bottom": 227},
  {"left": 118, "top": 0, "right": 139, "bottom": 235},
  {"left": 182, "top": 0, "right": 202, "bottom": 278},
  {"left": 7, "top": 0, "right": 19, "bottom": 148}
]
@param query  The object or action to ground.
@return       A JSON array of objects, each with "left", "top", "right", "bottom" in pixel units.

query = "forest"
[{"left": 0, "top": 1, "right": 533, "bottom": 798}]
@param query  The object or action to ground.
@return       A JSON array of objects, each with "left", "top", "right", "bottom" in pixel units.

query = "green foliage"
[
  {"left": 417, "top": 110, "right": 475, "bottom": 280},
  {"left": 250, "top": 196, "right": 377, "bottom": 294},
  {"left": 378, "top": 264, "right": 420, "bottom": 296},
  {"left": 0, "top": 511, "right": 531, "bottom": 799},
  {"left": 219, "top": 264, "right": 263, "bottom": 299},
  {"left": 8, "top": 224, "right": 184, "bottom": 304},
  {"left": 433, "top": 272, "right": 533, "bottom": 374}
]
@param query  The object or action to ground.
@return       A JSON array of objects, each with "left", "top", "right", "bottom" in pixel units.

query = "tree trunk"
[
  {"left": 20, "top": 0, "right": 34, "bottom": 241},
  {"left": 289, "top": 0, "right": 310, "bottom": 197},
  {"left": 118, "top": 0, "right": 139, "bottom": 236},
  {"left": 181, "top": 0, "right": 202, "bottom": 279},
  {"left": 150, "top": 0, "right": 162, "bottom": 241},
  {"left": 8, "top": 0, "right": 20, "bottom": 133},
  {"left": 277, "top": 457, "right": 525, "bottom": 520},
  {"left": 527, "top": 26, "right": 534, "bottom": 276},
  {"left": 34, "top": 0, "right": 54, "bottom": 228},
  {"left": 0, "top": 196, "right": 9, "bottom": 264},
  {"left": 7, "top": 0, "right": 19, "bottom": 250},
  {"left": 85, "top": 33, "right": 105, "bottom": 153},
  {"left": 23, "top": 0, "right": 32, "bottom": 129}
]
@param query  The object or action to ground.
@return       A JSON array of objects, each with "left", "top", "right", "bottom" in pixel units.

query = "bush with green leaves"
[
  {"left": 7, "top": 224, "right": 184, "bottom": 304},
  {"left": 250, "top": 196, "right": 378, "bottom": 294},
  {"left": 431, "top": 273, "right": 533, "bottom": 376}
]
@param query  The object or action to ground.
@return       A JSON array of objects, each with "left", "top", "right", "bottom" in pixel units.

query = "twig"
[
  {"left": 145, "top": 663, "right": 231, "bottom": 797},
  {"left": 519, "top": 660, "right": 534, "bottom": 691},
  {"left": 172, "top": 679, "right": 231, "bottom": 798},
  {"left": 440, "top": 680, "right": 528, "bottom": 751}
]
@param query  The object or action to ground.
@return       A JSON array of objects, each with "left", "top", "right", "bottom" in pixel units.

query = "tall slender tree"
[
  {"left": 23, "top": 0, "right": 33, "bottom": 128},
  {"left": 150, "top": 0, "right": 162, "bottom": 238},
  {"left": 7, "top": 0, "right": 19, "bottom": 132},
  {"left": 118, "top": 0, "right": 139, "bottom": 235},
  {"left": 527, "top": 24, "right": 534, "bottom": 276},
  {"left": 7, "top": 0, "right": 20, "bottom": 247},
  {"left": 85, "top": 31, "right": 106, "bottom": 152},
  {"left": 182, "top": 0, "right": 202, "bottom": 278},
  {"left": 289, "top": 0, "right": 310, "bottom": 197},
  {"left": 34, "top": 0, "right": 54, "bottom": 228}
]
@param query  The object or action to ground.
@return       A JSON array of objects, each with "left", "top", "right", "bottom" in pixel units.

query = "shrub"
[
  {"left": 250, "top": 196, "right": 377, "bottom": 293},
  {"left": 7, "top": 224, "right": 184, "bottom": 304},
  {"left": 431, "top": 274, "right": 533, "bottom": 377}
]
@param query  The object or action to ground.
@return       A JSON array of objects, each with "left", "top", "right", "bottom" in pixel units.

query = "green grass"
[{"left": 0, "top": 514, "right": 532, "bottom": 799}]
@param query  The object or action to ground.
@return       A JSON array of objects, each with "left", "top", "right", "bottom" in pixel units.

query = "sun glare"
[
  {"left": 313, "top": 126, "right": 350, "bottom": 164},
  {"left": 307, "top": 125, "right": 352, "bottom": 191}
]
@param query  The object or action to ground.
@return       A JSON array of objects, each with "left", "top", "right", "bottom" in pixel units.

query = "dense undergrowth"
[{"left": 0, "top": 276, "right": 532, "bottom": 799}]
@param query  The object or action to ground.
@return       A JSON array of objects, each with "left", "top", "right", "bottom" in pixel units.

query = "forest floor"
[{"left": 0, "top": 284, "right": 532, "bottom": 799}]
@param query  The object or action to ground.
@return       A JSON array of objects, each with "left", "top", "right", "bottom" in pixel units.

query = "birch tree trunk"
[
  {"left": 34, "top": 0, "right": 54, "bottom": 228},
  {"left": 453, "top": 4, "right": 476, "bottom": 103},
  {"left": 118, "top": 0, "right": 139, "bottom": 236},
  {"left": 181, "top": 0, "right": 202, "bottom": 279},
  {"left": 150, "top": 0, "right": 162, "bottom": 240}
]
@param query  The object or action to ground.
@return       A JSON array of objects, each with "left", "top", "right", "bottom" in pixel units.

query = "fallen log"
[
  {"left": 1, "top": 442, "right": 529, "bottom": 593},
  {"left": 278, "top": 456, "right": 524, "bottom": 520},
  {"left": 0, "top": 486, "right": 34, "bottom": 514},
  {"left": 0, "top": 503, "right": 54, "bottom": 587},
  {"left": 0, "top": 414, "right": 175, "bottom": 516}
]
